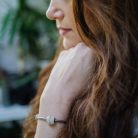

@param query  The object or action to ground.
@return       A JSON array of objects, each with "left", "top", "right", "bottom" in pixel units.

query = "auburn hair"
[{"left": 23, "top": 0, "right": 138, "bottom": 138}]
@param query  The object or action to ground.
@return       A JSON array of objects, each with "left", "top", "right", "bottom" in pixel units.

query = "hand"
[{"left": 39, "top": 42, "right": 95, "bottom": 119}]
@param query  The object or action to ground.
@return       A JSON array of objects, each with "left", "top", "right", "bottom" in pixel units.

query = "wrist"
[{"left": 39, "top": 91, "right": 72, "bottom": 120}]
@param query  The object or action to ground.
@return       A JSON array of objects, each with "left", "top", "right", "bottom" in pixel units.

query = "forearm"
[{"left": 34, "top": 92, "right": 71, "bottom": 138}]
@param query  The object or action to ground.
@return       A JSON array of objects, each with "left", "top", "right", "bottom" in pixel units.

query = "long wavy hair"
[{"left": 23, "top": 0, "right": 138, "bottom": 138}]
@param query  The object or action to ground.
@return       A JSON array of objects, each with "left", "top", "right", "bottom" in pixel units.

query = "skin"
[
  {"left": 35, "top": 43, "right": 94, "bottom": 138},
  {"left": 34, "top": 0, "right": 94, "bottom": 138},
  {"left": 46, "top": 0, "right": 82, "bottom": 49}
]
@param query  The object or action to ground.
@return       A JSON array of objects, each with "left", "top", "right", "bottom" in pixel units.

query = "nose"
[{"left": 46, "top": 5, "right": 64, "bottom": 20}]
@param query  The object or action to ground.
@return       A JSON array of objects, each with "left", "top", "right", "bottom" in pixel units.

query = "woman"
[{"left": 23, "top": 0, "right": 138, "bottom": 138}]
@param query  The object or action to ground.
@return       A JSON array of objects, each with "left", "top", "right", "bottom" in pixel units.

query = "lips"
[{"left": 58, "top": 27, "right": 72, "bottom": 36}]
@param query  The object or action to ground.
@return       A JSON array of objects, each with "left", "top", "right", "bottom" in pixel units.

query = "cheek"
[
  {"left": 63, "top": 5, "right": 82, "bottom": 49},
  {"left": 70, "top": 13, "right": 81, "bottom": 41}
]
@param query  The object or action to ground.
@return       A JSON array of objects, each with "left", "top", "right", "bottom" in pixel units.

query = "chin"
[{"left": 63, "top": 38, "right": 81, "bottom": 50}]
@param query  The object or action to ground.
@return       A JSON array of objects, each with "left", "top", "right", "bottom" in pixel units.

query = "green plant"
[{"left": 0, "top": 0, "right": 57, "bottom": 60}]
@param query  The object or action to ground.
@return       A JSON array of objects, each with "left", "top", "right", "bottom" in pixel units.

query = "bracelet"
[{"left": 35, "top": 114, "right": 66, "bottom": 125}]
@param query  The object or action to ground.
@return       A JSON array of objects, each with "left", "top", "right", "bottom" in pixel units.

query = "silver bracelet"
[{"left": 35, "top": 114, "right": 66, "bottom": 125}]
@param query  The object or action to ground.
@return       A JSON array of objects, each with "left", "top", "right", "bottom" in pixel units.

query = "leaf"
[
  {"left": 0, "top": 10, "right": 13, "bottom": 40},
  {"left": 9, "top": 12, "right": 22, "bottom": 44}
]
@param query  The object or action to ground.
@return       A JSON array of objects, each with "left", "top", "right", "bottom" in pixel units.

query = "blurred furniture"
[{"left": 0, "top": 104, "right": 30, "bottom": 123}]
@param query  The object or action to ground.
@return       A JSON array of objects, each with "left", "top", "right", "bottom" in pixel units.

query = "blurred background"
[{"left": 0, "top": 0, "right": 58, "bottom": 137}]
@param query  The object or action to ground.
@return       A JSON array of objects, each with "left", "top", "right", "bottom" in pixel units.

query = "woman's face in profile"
[{"left": 46, "top": 0, "right": 82, "bottom": 49}]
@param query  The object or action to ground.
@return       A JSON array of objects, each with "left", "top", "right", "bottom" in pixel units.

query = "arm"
[
  {"left": 34, "top": 43, "right": 94, "bottom": 138},
  {"left": 34, "top": 93, "right": 71, "bottom": 138}
]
